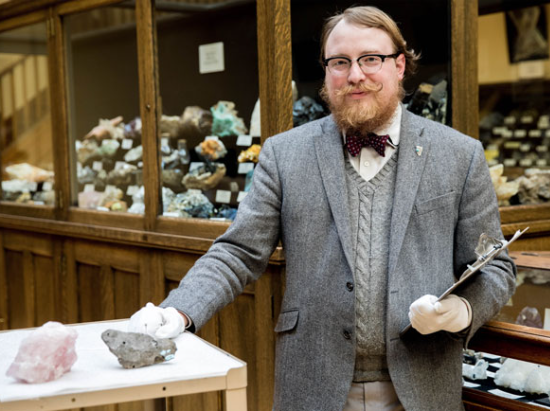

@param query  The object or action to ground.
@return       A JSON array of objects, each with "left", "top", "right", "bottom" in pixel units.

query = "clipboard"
[{"left": 399, "top": 227, "right": 529, "bottom": 338}]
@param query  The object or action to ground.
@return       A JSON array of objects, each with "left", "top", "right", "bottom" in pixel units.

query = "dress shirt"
[{"left": 345, "top": 104, "right": 402, "bottom": 181}]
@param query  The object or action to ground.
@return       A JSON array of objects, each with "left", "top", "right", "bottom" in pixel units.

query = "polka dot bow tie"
[{"left": 345, "top": 133, "right": 390, "bottom": 157}]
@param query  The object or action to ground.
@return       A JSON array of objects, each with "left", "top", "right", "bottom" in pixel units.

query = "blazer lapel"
[
  {"left": 315, "top": 116, "right": 356, "bottom": 273},
  {"left": 388, "top": 110, "right": 430, "bottom": 275}
]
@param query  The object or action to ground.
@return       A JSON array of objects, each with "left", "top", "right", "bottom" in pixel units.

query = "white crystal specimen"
[
  {"left": 6, "top": 321, "right": 78, "bottom": 383},
  {"left": 494, "top": 358, "right": 550, "bottom": 394},
  {"left": 462, "top": 359, "right": 489, "bottom": 380}
]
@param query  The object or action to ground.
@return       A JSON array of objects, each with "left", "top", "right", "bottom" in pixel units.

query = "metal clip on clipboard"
[{"left": 399, "top": 227, "right": 529, "bottom": 338}]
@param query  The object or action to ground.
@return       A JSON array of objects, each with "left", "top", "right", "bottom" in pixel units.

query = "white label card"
[
  {"left": 518, "top": 60, "right": 545, "bottom": 79},
  {"left": 215, "top": 190, "right": 231, "bottom": 204},
  {"left": 122, "top": 139, "right": 133, "bottom": 150},
  {"left": 84, "top": 184, "right": 95, "bottom": 193},
  {"left": 163, "top": 211, "right": 180, "bottom": 218},
  {"left": 544, "top": 308, "right": 550, "bottom": 330},
  {"left": 237, "top": 191, "right": 248, "bottom": 203},
  {"left": 236, "top": 135, "right": 253, "bottom": 146},
  {"left": 187, "top": 189, "right": 202, "bottom": 195},
  {"left": 115, "top": 161, "right": 126, "bottom": 170},
  {"left": 199, "top": 42, "right": 225, "bottom": 74},
  {"left": 92, "top": 161, "right": 103, "bottom": 171},
  {"left": 126, "top": 185, "right": 139, "bottom": 196},
  {"left": 238, "top": 163, "right": 254, "bottom": 174},
  {"left": 205, "top": 136, "right": 219, "bottom": 141}
]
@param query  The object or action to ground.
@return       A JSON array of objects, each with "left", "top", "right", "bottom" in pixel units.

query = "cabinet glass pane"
[
  {"left": 463, "top": 251, "right": 550, "bottom": 408},
  {"left": 66, "top": 5, "right": 143, "bottom": 214},
  {"left": 493, "top": 252, "right": 550, "bottom": 329},
  {"left": 155, "top": 0, "right": 259, "bottom": 220},
  {"left": 290, "top": 0, "right": 451, "bottom": 129},
  {"left": 0, "top": 22, "right": 54, "bottom": 206},
  {"left": 479, "top": 3, "right": 550, "bottom": 206}
]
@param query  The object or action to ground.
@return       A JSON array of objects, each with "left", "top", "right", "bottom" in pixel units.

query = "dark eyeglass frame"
[{"left": 323, "top": 52, "right": 402, "bottom": 72}]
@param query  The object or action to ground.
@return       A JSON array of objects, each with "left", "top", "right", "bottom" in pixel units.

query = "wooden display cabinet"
[{"left": 0, "top": 1, "right": 549, "bottom": 411}]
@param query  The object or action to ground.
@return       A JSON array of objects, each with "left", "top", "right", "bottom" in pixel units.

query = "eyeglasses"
[{"left": 323, "top": 52, "right": 402, "bottom": 76}]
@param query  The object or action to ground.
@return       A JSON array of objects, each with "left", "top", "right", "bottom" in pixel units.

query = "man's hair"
[{"left": 319, "top": 6, "right": 419, "bottom": 79}]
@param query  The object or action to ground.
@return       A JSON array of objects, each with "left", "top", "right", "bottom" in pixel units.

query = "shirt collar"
[{"left": 372, "top": 103, "right": 402, "bottom": 146}]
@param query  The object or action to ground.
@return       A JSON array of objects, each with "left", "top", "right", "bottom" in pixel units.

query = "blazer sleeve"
[
  {"left": 452, "top": 141, "right": 517, "bottom": 345},
  {"left": 160, "top": 137, "right": 283, "bottom": 331}
]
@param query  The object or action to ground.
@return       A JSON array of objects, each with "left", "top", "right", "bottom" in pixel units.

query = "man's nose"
[{"left": 347, "top": 61, "right": 367, "bottom": 83}]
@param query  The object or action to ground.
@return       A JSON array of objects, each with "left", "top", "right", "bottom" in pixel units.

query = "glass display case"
[
  {"left": 495, "top": 251, "right": 550, "bottom": 328},
  {"left": 0, "top": 22, "right": 54, "bottom": 206},
  {"left": 463, "top": 252, "right": 550, "bottom": 409},
  {"left": 479, "top": 2, "right": 550, "bottom": 206},
  {"left": 65, "top": 3, "right": 142, "bottom": 214},
  {"left": 290, "top": 0, "right": 452, "bottom": 128},
  {"left": 155, "top": 0, "right": 260, "bottom": 221}
]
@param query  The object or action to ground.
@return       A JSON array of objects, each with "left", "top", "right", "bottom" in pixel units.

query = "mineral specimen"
[
  {"left": 78, "top": 190, "right": 103, "bottom": 209},
  {"left": 177, "top": 139, "right": 191, "bottom": 164},
  {"left": 406, "top": 80, "right": 448, "bottom": 124},
  {"left": 101, "top": 329, "right": 177, "bottom": 369},
  {"left": 292, "top": 96, "right": 326, "bottom": 127},
  {"left": 167, "top": 191, "right": 214, "bottom": 218},
  {"left": 182, "top": 163, "right": 226, "bottom": 191},
  {"left": 516, "top": 306, "right": 543, "bottom": 328},
  {"left": 217, "top": 205, "right": 238, "bottom": 221},
  {"left": 489, "top": 164, "right": 519, "bottom": 206},
  {"left": 249, "top": 99, "right": 261, "bottom": 137},
  {"left": 195, "top": 138, "right": 227, "bottom": 161},
  {"left": 97, "top": 139, "right": 120, "bottom": 158},
  {"left": 238, "top": 144, "right": 261, "bottom": 163},
  {"left": 160, "top": 115, "right": 182, "bottom": 139},
  {"left": 124, "top": 145, "right": 143, "bottom": 163},
  {"left": 462, "top": 359, "right": 489, "bottom": 380},
  {"left": 5, "top": 163, "right": 54, "bottom": 183},
  {"left": 84, "top": 116, "right": 124, "bottom": 141},
  {"left": 107, "top": 163, "right": 137, "bottom": 186},
  {"left": 77, "top": 139, "right": 100, "bottom": 165},
  {"left": 6, "top": 321, "right": 78, "bottom": 383},
  {"left": 516, "top": 169, "right": 550, "bottom": 205},
  {"left": 181, "top": 106, "right": 213, "bottom": 138},
  {"left": 494, "top": 358, "right": 550, "bottom": 394},
  {"left": 211, "top": 101, "right": 248, "bottom": 137},
  {"left": 124, "top": 117, "right": 142, "bottom": 141},
  {"left": 162, "top": 169, "right": 185, "bottom": 192}
]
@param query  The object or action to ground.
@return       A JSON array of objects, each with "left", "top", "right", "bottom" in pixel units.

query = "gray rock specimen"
[{"left": 101, "top": 329, "right": 177, "bottom": 369}]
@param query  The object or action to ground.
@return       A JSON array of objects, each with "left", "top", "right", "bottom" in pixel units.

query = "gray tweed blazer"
[{"left": 161, "top": 108, "right": 516, "bottom": 411}]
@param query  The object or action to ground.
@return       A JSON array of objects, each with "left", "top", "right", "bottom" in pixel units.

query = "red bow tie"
[{"left": 345, "top": 133, "right": 390, "bottom": 157}]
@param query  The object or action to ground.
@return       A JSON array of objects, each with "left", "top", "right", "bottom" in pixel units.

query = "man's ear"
[{"left": 396, "top": 53, "right": 406, "bottom": 80}]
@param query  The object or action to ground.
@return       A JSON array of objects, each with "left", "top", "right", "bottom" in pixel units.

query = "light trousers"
[{"left": 343, "top": 381, "right": 404, "bottom": 411}]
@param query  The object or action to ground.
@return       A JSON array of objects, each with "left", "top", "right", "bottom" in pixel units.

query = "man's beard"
[{"left": 320, "top": 80, "right": 402, "bottom": 135}]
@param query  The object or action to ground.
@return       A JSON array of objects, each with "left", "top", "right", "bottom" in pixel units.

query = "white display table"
[{"left": 0, "top": 320, "right": 247, "bottom": 411}]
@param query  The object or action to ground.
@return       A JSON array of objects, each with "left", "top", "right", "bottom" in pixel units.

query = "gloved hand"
[
  {"left": 128, "top": 302, "right": 186, "bottom": 339},
  {"left": 409, "top": 294, "right": 472, "bottom": 335}
]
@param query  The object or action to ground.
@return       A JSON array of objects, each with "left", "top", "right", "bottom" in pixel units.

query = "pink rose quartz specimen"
[{"left": 6, "top": 321, "right": 78, "bottom": 383}]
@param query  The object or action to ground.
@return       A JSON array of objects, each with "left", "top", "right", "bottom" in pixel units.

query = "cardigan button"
[
  {"left": 343, "top": 330, "right": 351, "bottom": 340},
  {"left": 346, "top": 282, "right": 354, "bottom": 291}
]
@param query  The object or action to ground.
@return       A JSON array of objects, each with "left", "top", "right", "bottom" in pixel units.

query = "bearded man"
[{"left": 130, "top": 6, "right": 516, "bottom": 411}]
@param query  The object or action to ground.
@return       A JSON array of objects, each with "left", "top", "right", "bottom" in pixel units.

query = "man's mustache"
[{"left": 334, "top": 82, "right": 383, "bottom": 96}]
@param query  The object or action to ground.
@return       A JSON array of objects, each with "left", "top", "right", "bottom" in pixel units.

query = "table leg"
[{"left": 225, "top": 387, "right": 247, "bottom": 411}]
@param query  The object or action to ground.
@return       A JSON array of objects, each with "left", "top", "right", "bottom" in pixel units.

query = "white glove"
[
  {"left": 409, "top": 294, "right": 472, "bottom": 335},
  {"left": 128, "top": 302, "right": 186, "bottom": 339}
]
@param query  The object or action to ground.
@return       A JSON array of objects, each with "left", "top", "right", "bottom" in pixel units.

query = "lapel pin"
[{"left": 415, "top": 146, "right": 423, "bottom": 156}]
